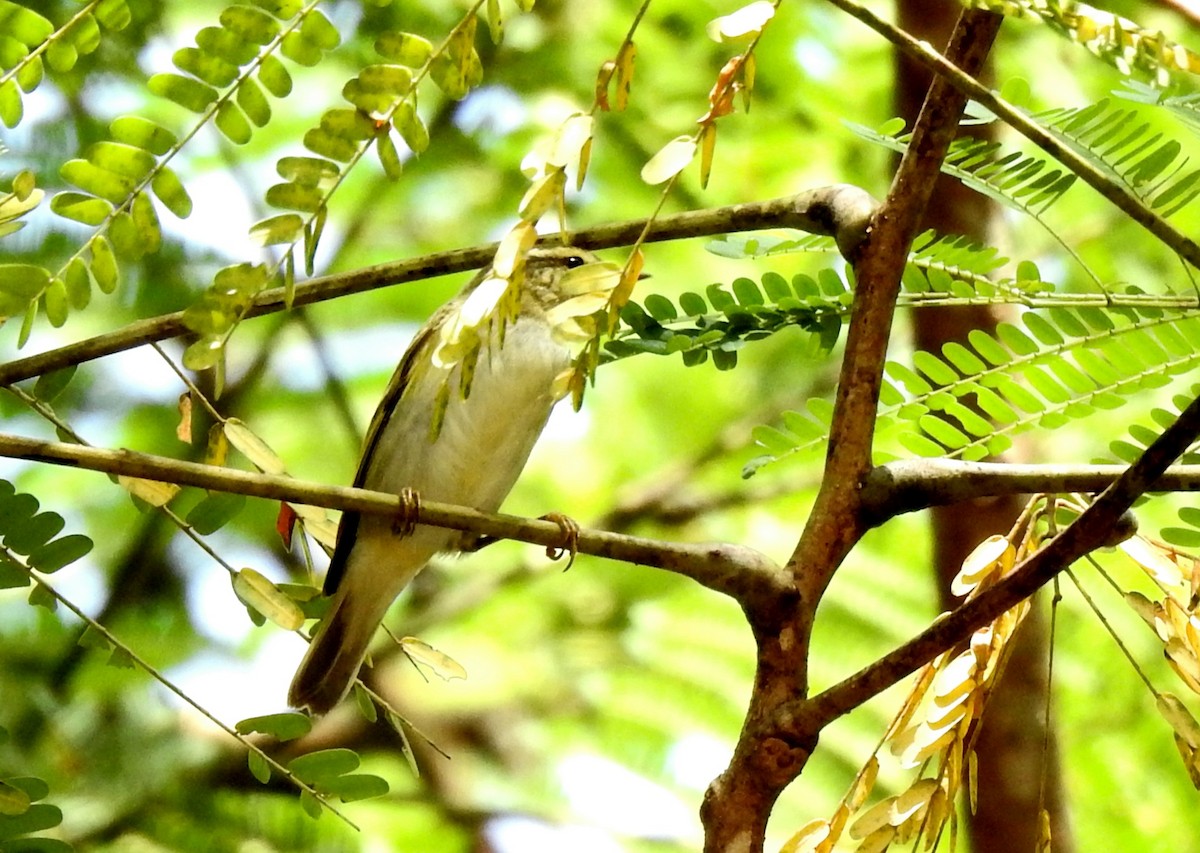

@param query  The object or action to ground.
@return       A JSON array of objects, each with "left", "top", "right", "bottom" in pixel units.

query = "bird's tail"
[{"left": 287, "top": 581, "right": 392, "bottom": 715}]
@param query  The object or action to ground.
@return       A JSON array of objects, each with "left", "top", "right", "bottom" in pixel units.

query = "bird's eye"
[{"left": 565, "top": 255, "right": 586, "bottom": 269}]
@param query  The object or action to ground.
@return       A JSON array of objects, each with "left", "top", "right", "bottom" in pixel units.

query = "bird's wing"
[{"left": 322, "top": 320, "right": 438, "bottom": 595}]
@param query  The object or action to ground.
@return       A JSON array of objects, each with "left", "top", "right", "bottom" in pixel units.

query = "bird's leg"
[
  {"left": 392, "top": 487, "right": 421, "bottom": 537},
  {"left": 541, "top": 511, "right": 580, "bottom": 571}
]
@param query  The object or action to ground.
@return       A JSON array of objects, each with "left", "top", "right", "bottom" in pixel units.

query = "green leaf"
[
  {"left": 394, "top": 101, "right": 428, "bottom": 153},
  {"left": 5, "top": 511, "right": 64, "bottom": 556},
  {"left": 89, "top": 236, "right": 119, "bottom": 294},
  {"left": 281, "top": 31, "right": 322, "bottom": 66},
  {"left": 60, "top": 159, "right": 135, "bottom": 204},
  {"left": 250, "top": 213, "right": 304, "bottom": 246},
  {"left": 236, "top": 712, "right": 313, "bottom": 742},
  {"left": 0, "top": 79, "right": 23, "bottom": 128},
  {"left": 0, "top": 803, "right": 62, "bottom": 841},
  {"left": 265, "top": 182, "right": 323, "bottom": 213},
  {"left": 247, "top": 750, "right": 271, "bottom": 784},
  {"left": 232, "top": 567, "right": 305, "bottom": 630},
  {"left": 95, "top": 0, "right": 132, "bottom": 30},
  {"left": 183, "top": 337, "right": 224, "bottom": 371},
  {"left": 0, "top": 556, "right": 29, "bottom": 589},
  {"left": 32, "top": 366, "right": 76, "bottom": 403},
  {"left": 303, "top": 127, "right": 357, "bottom": 162},
  {"left": 376, "top": 132, "right": 402, "bottom": 179},
  {"left": 236, "top": 77, "right": 271, "bottom": 126},
  {"left": 220, "top": 5, "right": 280, "bottom": 45},
  {"left": 320, "top": 107, "right": 375, "bottom": 140},
  {"left": 257, "top": 54, "right": 292, "bottom": 97},
  {"left": 276, "top": 156, "right": 339, "bottom": 186},
  {"left": 288, "top": 748, "right": 360, "bottom": 783},
  {"left": 186, "top": 491, "right": 246, "bottom": 534},
  {"left": 42, "top": 278, "right": 67, "bottom": 327},
  {"left": 216, "top": 101, "right": 253, "bottom": 144},
  {"left": 300, "top": 9, "right": 340, "bottom": 49},
  {"left": 28, "top": 534, "right": 92, "bottom": 573},
  {"left": 173, "top": 46, "right": 239, "bottom": 88},
  {"left": 321, "top": 773, "right": 389, "bottom": 802},
  {"left": 63, "top": 257, "right": 92, "bottom": 310},
  {"left": 130, "top": 191, "right": 162, "bottom": 253},
  {"left": 148, "top": 72, "right": 218, "bottom": 113},
  {"left": 150, "top": 167, "right": 192, "bottom": 219},
  {"left": 0, "top": 780, "right": 30, "bottom": 816},
  {"left": 375, "top": 32, "right": 433, "bottom": 66},
  {"left": 0, "top": 264, "right": 47, "bottom": 317},
  {"left": 49, "top": 191, "right": 112, "bottom": 225},
  {"left": 197, "top": 25, "right": 257, "bottom": 65},
  {"left": 912, "top": 351, "right": 957, "bottom": 386}
]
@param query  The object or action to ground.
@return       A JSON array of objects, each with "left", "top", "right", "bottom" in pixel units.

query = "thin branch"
[
  {"left": 0, "top": 432, "right": 787, "bottom": 605},
  {"left": 861, "top": 458, "right": 1200, "bottom": 519},
  {"left": 0, "top": 188, "right": 877, "bottom": 387}
]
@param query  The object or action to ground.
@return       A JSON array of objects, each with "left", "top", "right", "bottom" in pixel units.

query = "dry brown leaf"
[
  {"left": 641, "top": 135, "right": 697, "bottom": 185},
  {"left": 952, "top": 534, "right": 1012, "bottom": 596},
  {"left": 224, "top": 418, "right": 287, "bottom": 475},
  {"left": 780, "top": 819, "right": 830, "bottom": 853},
  {"left": 400, "top": 636, "right": 468, "bottom": 681},
  {"left": 890, "top": 778, "right": 938, "bottom": 826},
  {"left": 1122, "top": 536, "right": 1186, "bottom": 589},
  {"left": 846, "top": 756, "right": 879, "bottom": 813},
  {"left": 176, "top": 392, "right": 193, "bottom": 443},
  {"left": 848, "top": 795, "right": 896, "bottom": 840},
  {"left": 855, "top": 824, "right": 896, "bottom": 853}
]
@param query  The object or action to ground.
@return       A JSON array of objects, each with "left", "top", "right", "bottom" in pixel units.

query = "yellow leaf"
[
  {"left": 706, "top": 0, "right": 776, "bottom": 42},
  {"left": 780, "top": 819, "right": 829, "bottom": 853},
  {"left": 1121, "top": 536, "right": 1186, "bottom": 588},
  {"left": 518, "top": 169, "right": 565, "bottom": 222},
  {"left": 890, "top": 778, "right": 938, "bottom": 826},
  {"left": 614, "top": 40, "right": 636, "bottom": 110},
  {"left": 698, "top": 122, "right": 717, "bottom": 189},
  {"left": 951, "top": 534, "right": 1012, "bottom": 596},
  {"left": 641, "top": 135, "right": 697, "bottom": 185},
  {"left": 846, "top": 756, "right": 878, "bottom": 813},
  {"left": 290, "top": 503, "right": 340, "bottom": 551},
  {"left": 233, "top": 567, "right": 305, "bottom": 630},
  {"left": 205, "top": 422, "right": 229, "bottom": 467},
  {"left": 224, "top": 417, "right": 287, "bottom": 475},
  {"left": 118, "top": 475, "right": 180, "bottom": 506},
  {"left": 493, "top": 222, "right": 537, "bottom": 278},
  {"left": 400, "top": 636, "right": 467, "bottom": 680},
  {"left": 849, "top": 796, "right": 895, "bottom": 840},
  {"left": 1157, "top": 693, "right": 1200, "bottom": 747},
  {"left": 548, "top": 112, "right": 593, "bottom": 171}
]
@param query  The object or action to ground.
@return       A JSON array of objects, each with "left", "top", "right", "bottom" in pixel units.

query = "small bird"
[{"left": 288, "top": 246, "right": 611, "bottom": 714}]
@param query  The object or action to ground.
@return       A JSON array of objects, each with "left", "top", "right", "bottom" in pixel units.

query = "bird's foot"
[
  {"left": 541, "top": 511, "right": 580, "bottom": 571},
  {"left": 392, "top": 487, "right": 421, "bottom": 537}
]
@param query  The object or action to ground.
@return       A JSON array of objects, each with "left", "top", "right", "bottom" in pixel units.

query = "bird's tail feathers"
[{"left": 287, "top": 584, "right": 391, "bottom": 715}]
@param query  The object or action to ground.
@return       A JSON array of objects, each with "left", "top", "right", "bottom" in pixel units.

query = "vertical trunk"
[{"left": 893, "top": 4, "right": 1074, "bottom": 851}]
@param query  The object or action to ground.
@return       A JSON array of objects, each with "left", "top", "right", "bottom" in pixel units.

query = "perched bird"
[{"left": 288, "top": 246, "right": 612, "bottom": 714}]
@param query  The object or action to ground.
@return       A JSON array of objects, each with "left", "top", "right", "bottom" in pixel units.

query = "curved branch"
[
  {"left": 0, "top": 432, "right": 787, "bottom": 605},
  {"left": 0, "top": 188, "right": 877, "bottom": 386}
]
